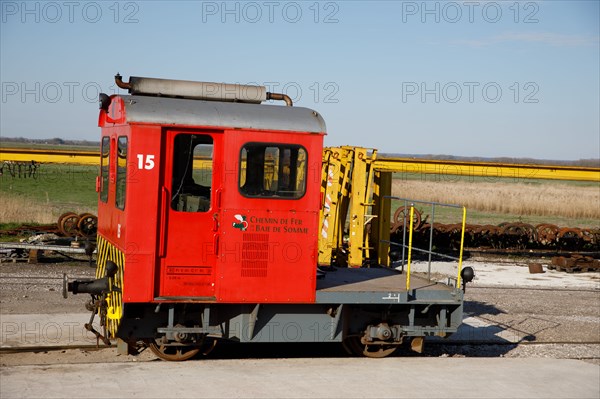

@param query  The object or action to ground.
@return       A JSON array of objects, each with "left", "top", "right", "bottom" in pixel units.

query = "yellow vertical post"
[
  {"left": 456, "top": 206, "right": 467, "bottom": 288},
  {"left": 347, "top": 147, "right": 368, "bottom": 267},
  {"left": 406, "top": 206, "right": 414, "bottom": 291},
  {"left": 373, "top": 171, "right": 392, "bottom": 267},
  {"left": 336, "top": 148, "right": 353, "bottom": 259},
  {"left": 318, "top": 148, "right": 344, "bottom": 266},
  {"left": 362, "top": 149, "right": 377, "bottom": 262}
]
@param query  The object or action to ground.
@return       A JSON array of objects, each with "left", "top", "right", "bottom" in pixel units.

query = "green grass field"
[{"left": 1, "top": 164, "right": 97, "bottom": 224}]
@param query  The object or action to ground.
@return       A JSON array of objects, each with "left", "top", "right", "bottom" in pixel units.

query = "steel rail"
[
  {"left": 0, "top": 242, "right": 91, "bottom": 254},
  {"left": 425, "top": 340, "right": 600, "bottom": 346},
  {"left": 0, "top": 275, "right": 91, "bottom": 280},
  {"left": 1, "top": 341, "right": 597, "bottom": 355},
  {"left": 0, "top": 344, "right": 113, "bottom": 354}
]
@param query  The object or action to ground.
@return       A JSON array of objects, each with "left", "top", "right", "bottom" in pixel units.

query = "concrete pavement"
[{"left": 1, "top": 357, "right": 598, "bottom": 398}]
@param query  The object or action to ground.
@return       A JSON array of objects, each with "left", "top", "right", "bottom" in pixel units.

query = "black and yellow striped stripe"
[{"left": 95, "top": 235, "right": 125, "bottom": 339}]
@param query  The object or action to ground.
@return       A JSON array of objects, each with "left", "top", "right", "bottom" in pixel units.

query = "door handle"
[
  {"left": 212, "top": 214, "right": 219, "bottom": 232},
  {"left": 213, "top": 234, "right": 219, "bottom": 255},
  {"left": 215, "top": 188, "right": 222, "bottom": 208},
  {"left": 159, "top": 187, "right": 168, "bottom": 257}
]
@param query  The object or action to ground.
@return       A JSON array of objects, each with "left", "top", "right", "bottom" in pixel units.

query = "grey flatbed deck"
[{"left": 315, "top": 267, "right": 460, "bottom": 304}]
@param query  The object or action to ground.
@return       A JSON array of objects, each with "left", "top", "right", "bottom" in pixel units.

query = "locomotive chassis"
[{"left": 116, "top": 267, "right": 463, "bottom": 357}]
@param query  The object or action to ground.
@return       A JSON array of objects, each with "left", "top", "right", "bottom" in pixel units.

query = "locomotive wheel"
[
  {"left": 148, "top": 336, "right": 217, "bottom": 361},
  {"left": 57, "top": 212, "right": 80, "bottom": 237},
  {"left": 149, "top": 341, "right": 201, "bottom": 361},
  {"left": 342, "top": 336, "right": 398, "bottom": 358},
  {"left": 77, "top": 213, "right": 98, "bottom": 238}
]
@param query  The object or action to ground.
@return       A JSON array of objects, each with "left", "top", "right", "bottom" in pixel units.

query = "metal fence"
[{"left": 383, "top": 197, "right": 467, "bottom": 291}]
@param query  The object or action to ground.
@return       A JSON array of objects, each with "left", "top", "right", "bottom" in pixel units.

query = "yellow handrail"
[
  {"left": 406, "top": 206, "right": 414, "bottom": 291},
  {"left": 456, "top": 206, "right": 467, "bottom": 288}
]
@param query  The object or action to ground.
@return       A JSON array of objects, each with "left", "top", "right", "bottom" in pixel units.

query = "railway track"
[
  {"left": 0, "top": 344, "right": 112, "bottom": 355},
  {"left": 0, "top": 274, "right": 91, "bottom": 287},
  {"left": 1, "top": 341, "right": 597, "bottom": 364}
]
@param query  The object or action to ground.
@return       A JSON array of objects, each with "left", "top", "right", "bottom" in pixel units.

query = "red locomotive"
[{"left": 68, "top": 74, "right": 470, "bottom": 360}]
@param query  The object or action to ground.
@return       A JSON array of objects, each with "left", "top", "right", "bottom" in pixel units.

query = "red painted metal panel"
[
  {"left": 216, "top": 130, "right": 324, "bottom": 303},
  {"left": 122, "top": 125, "right": 162, "bottom": 302},
  {"left": 217, "top": 208, "right": 320, "bottom": 303},
  {"left": 157, "top": 129, "right": 223, "bottom": 299},
  {"left": 97, "top": 126, "right": 128, "bottom": 249},
  {"left": 98, "top": 124, "right": 163, "bottom": 303}
]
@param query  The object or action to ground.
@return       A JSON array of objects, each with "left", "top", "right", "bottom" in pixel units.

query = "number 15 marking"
[{"left": 137, "top": 154, "right": 155, "bottom": 170}]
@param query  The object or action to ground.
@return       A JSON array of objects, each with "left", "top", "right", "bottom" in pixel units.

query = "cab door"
[{"left": 157, "top": 130, "right": 221, "bottom": 300}]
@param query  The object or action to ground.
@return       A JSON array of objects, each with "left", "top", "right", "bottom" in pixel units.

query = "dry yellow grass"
[
  {"left": 0, "top": 193, "right": 94, "bottom": 224},
  {"left": 392, "top": 179, "right": 600, "bottom": 221},
  {"left": 2, "top": 177, "right": 598, "bottom": 227}
]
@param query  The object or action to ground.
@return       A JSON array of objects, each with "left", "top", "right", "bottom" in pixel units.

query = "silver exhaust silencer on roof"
[{"left": 115, "top": 74, "right": 293, "bottom": 106}]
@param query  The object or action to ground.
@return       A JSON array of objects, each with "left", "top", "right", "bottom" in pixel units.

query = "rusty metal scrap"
[
  {"left": 57, "top": 212, "right": 97, "bottom": 238},
  {"left": 1, "top": 212, "right": 97, "bottom": 239},
  {"left": 391, "top": 206, "right": 423, "bottom": 233},
  {"left": 389, "top": 206, "right": 599, "bottom": 252},
  {"left": 548, "top": 255, "right": 600, "bottom": 273}
]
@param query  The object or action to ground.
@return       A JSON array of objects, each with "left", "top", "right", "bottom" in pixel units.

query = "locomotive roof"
[{"left": 120, "top": 95, "right": 327, "bottom": 133}]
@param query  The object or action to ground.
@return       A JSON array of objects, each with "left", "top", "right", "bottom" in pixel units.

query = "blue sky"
[{"left": 1, "top": 0, "right": 599, "bottom": 160}]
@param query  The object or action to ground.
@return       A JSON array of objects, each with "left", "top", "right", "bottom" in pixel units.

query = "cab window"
[
  {"left": 115, "top": 136, "right": 128, "bottom": 210},
  {"left": 100, "top": 137, "right": 110, "bottom": 203},
  {"left": 171, "top": 134, "right": 213, "bottom": 212},
  {"left": 239, "top": 143, "right": 306, "bottom": 199}
]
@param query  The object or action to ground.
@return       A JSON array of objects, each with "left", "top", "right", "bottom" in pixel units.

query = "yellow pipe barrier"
[
  {"left": 2, "top": 148, "right": 598, "bottom": 182},
  {"left": 374, "top": 157, "right": 600, "bottom": 182},
  {"left": 0, "top": 148, "right": 99, "bottom": 165},
  {"left": 456, "top": 207, "right": 467, "bottom": 288},
  {"left": 406, "top": 206, "right": 414, "bottom": 292},
  {"left": 0, "top": 148, "right": 216, "bottom": 169}
]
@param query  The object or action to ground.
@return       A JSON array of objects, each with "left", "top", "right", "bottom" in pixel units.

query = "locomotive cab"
[
  {"left": 98, "top": 76, "right": 324, "bottom": 304},
  {"left": 68, "top": 74, "right": 466, "bottom": 361}
]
